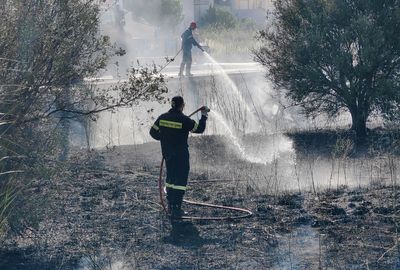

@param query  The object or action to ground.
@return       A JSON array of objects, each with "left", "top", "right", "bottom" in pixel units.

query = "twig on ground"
[{"left": 377, "top": 239, "right": 399, "bottom": 262}]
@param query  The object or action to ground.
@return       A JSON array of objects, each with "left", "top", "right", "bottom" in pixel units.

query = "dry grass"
[{"left": 1, "top": 143, "right": 399, "bottom": 269}]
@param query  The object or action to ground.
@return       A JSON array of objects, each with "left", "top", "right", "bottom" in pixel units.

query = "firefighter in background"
[
  {"left": 179, "top": 22, "right": 204, "bottom": 77},
  {"left": 150, "top": 96, "right": 209, "bottom": 218}
]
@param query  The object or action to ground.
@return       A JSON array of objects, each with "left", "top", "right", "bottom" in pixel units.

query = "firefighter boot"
[
  {"left": 185, "top": 61, "right": 193, "bottom": 77},
  {"left": 171, "top": 202, "right": 187, "bottom": 219},
  {"left": 166, "top": 188, "right": 176, "bottom": 216},
  {"left": 171, "top": 205, "right": 183, "bottom": 219}
]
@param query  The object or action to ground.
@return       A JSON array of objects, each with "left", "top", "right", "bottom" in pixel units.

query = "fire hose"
[
  {"left": 158, "top": 49, "right": 182, "bottom": 73},
  {"left": 158, "top": 107, "right": 253, "bottom": 220}
]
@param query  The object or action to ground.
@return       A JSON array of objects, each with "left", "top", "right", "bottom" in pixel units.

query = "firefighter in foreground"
[
  {"left": 150, "top": 96, "right": 209, "bottom": 219},
  {"left": 179, "top": 22, "right": 204, "bottom": 77}
]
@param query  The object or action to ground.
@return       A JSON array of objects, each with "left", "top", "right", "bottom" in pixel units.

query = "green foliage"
[
  {"left": 0, "top": 183, "right": 17, "bottom": 238},
  {"left": 201, "top": 24, "right": 260, "bottom": 61},
  {"left": 161, "top": 0, "right": 184, "bottom": 28},
  {"left": 255, "top": 0, "right": 400, "bottom": 140},
  {"left": 199, "top": 6, "right": 238, "bottom": 29},
  {"left": 199, "top": 7, "right": 258, "bottom": 61},
  {"left": 123, "top": 0, "right": 183, "bottom": 29},
  {"left": 0, "top": 0, "right": 168, "bottom": 236},
  {"left": 0, "top": 0, "right": 167, "bottom": 158},
  {"left": 1, "top": 0, "right": 111, "bottom": 129}
]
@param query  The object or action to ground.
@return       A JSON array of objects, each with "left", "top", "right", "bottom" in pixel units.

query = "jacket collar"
[{"left": 169, "top": 108, "right": 183, "bottom": 114}]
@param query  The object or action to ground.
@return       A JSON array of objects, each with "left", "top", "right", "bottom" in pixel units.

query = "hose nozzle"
[
  {"left": 200, "top": 106, "right": 210, "bottom": 112},
  {"left": 188, "top": 106, "right": 210, "bottom": 117}
]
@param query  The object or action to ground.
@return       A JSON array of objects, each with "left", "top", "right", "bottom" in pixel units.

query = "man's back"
[
  {"left": 150, "top": 108, "right": 207, "bottom": 155},
  {"left": 158, "top": 109, "right": 192, "bottom": 148},
  {"left": 181, "top": 28, "right": 193, "bottom": 51}
]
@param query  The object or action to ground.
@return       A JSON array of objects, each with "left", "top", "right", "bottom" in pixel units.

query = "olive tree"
[
  {"left": 255, "top": 0, "right": 400, "bottom": 141},
  {"left": 0, "top": 0, "right": 167, "bottom": 235},
  {"left": 0, "top": 0, "right": 167, "bottom": 158}
]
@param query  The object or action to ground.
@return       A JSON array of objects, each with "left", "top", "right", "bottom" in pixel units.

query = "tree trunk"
[
  {"left": 350, "top": 107, "right": 367, "bottom": 143},
  {"left": 59, "top": 116, "right": 70, "bottom": 161},
  {"left": 58, "top": 86, "right": 71, "bottom": 161}
]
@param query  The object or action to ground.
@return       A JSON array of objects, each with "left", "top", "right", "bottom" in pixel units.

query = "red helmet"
[{"left": 190, "top": 22, "right": 197, "bottom": 29}]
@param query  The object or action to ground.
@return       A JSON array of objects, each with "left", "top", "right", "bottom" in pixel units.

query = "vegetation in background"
[
  {"left": 199, "top": 6, "right": 238, "bottom": 29},
  {"left": 255, "top": 0, "right": 400, "bottom": 142},
  {"left": 123, "top": 0, "right": 183, "bottom": 30},
  {"left": 199, "top": 6, "right": 260, "bottom": 61},
  {"left": 0, "top": 0, "right": 167, "bottom": 237}
]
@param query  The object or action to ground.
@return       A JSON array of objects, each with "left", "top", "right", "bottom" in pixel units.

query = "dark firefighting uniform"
[
  {"left": 149, "top": 108, "right": 207, "bottom": 210},
  {"left": 179, "top": 28, "right": 202, "bottom": 75}
]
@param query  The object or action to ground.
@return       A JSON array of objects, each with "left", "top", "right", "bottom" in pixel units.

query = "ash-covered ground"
[{"left": 0, "top": 135, "right": 399, "bottom": 269}]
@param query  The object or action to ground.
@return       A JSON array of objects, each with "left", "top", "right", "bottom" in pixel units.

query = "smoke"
[
  {"left": 99, "top": 0, "right": 184, "bottom": 75},
  {"left": 273, "top": 226, "right": 323, "bottom": 269},
  {"left": 89, "top": 1, "right": 373, "bottom": 192},
  {"left": 77, "top": 255, "right": 135, "bottom": 270}
]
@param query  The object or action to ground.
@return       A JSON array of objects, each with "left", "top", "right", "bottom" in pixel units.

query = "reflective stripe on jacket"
[{"left": 149, "top": 108, "right": 207, "bottom": 154}]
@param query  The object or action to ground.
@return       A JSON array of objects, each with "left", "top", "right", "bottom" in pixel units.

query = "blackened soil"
[{"left": 0, "top": 141, "right": 399, "bottom": 269}]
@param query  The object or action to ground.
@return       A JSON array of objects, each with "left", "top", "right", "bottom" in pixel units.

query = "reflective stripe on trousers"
[{"left": 165, "top": 183, "right": 187, "bottom": 191}]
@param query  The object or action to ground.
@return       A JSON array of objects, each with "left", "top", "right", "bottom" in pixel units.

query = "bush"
[
  {"left": 0, "top": 0, "right": 167, "bottom": 238},
  {"left": 199, "top": 6, "right": 238, "bottom": 29},
  {"left": 198, "top": 6, "right": 259, "bottom": 61},
  {"left": 0, "top": 177, "right": 18, "bottom": 239}
]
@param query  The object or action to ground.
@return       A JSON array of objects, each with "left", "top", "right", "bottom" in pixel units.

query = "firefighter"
[
  {"left": 150, "top": 96, "right": 208, "bottom": 219},
  {"left": 179, "top": 22, "right": 204, "bottom": 77}
]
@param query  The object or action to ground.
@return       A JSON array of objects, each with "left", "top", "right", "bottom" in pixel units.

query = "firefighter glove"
[{"left": 201, "top": 106, "right": 210, "bottom": 117}]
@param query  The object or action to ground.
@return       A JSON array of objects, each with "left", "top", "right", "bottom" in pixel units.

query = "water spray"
[
  {"left": 203, "top": 52, "right": 255, "bottom": 116},
  {"left": 210, "top": 111, "right": 267, "bottom": 164}
]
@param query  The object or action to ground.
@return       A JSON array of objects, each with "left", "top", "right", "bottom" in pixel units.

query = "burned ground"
[{"left": 0, "top": 136, "right": 399, "bottom": 269}]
